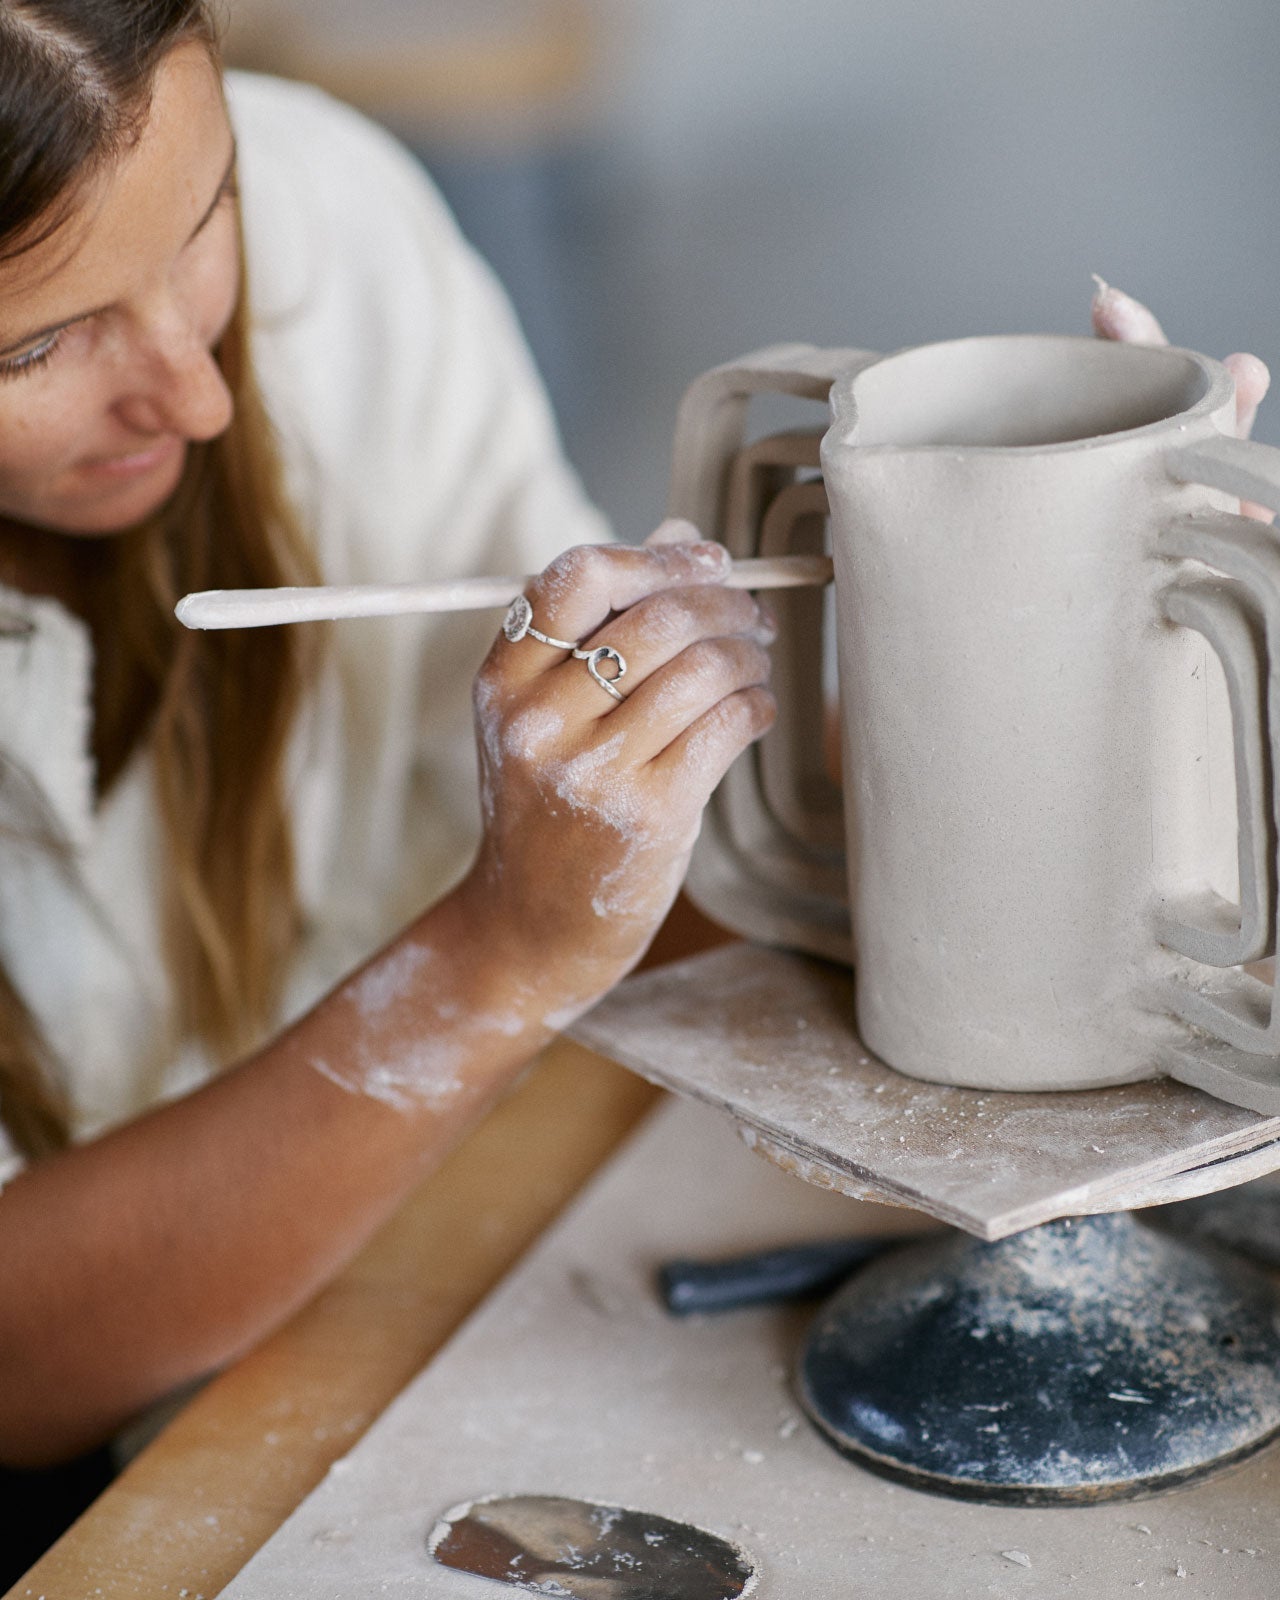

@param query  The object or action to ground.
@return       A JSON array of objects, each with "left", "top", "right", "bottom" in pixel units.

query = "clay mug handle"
[
  {"left": 669, "top": 345, "right": 878, "bottom": 963},
  {"left": 1155, "top": 435, "right": 1280, "bottom": 1112}
]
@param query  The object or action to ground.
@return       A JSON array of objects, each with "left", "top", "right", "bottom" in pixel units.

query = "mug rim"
[{"left": 826, "top": 333, "right": 1234, "bottom": 456}]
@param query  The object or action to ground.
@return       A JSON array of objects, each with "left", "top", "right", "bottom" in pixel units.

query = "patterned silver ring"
[
  {"left": 502, "top": 594, "right": 579, "bottom": 651},
  {"left": 502, "top": 596, "right": 627, "bottom": 703}
]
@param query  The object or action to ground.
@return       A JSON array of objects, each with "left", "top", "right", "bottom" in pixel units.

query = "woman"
[
  {"left": 0, "top": 0, "right": 1270, "bottom": 1577},
  {"left": 0, "top": 0, "right": 778, "bottom": 1566}
]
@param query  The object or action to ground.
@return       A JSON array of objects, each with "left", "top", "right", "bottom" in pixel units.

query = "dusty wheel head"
[
  {"left": 428, "top": 1493, "right": 758, "bottom": 1597},
  {"left": 798, "top": 1211, "right": 1280, "bottom": 1504}
]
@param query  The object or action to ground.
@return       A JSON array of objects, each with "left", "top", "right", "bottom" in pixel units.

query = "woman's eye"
[{"left": 0, "top": 330, "right": 62, "bottom": 380}]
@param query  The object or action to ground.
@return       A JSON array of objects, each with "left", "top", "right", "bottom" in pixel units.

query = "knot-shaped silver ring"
[
  {"left": 581, "top": 644, "right": 626, "bottom": 701},
  {"left": 502, "top": 596, "right": 628, "bottom": 703}
]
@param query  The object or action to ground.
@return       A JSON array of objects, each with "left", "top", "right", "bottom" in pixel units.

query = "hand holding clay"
[
  {"left": 1092, "top": 278, "right": 1273, "bottom": 518},
  {"left": 459, "top": 523, "right": 776, "bottom": 1019}
]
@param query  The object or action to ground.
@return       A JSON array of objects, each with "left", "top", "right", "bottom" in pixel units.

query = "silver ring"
[
  {"left": 582, "top": 645, "right": 626, "bottom": 701},
  {"left": 502, "top": 594, "right": 579, "bottom": 651},
  {"left": 503, "top": 596, "right": 628, "bottom": 702}
]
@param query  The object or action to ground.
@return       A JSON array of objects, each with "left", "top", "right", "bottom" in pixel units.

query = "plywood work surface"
[
  {"left": 217, "top": 1096, "right": 1280, "bottom": 1600},
  {"left": 570, "top": 943, "right": 1280, "bottom": 1239}
]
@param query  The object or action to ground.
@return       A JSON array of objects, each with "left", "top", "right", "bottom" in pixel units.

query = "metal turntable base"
[{"left": 799, "top": 1210, "right": 1280, "bottom": 1503}]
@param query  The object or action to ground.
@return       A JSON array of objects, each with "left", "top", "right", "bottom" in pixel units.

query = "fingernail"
[{"left": 646, "top": 516, "right": 702, "bottom": 547}]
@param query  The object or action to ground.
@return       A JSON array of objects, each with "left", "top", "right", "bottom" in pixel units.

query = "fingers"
[
  {"left": 491, "top": 540, "right": 732, "bottom": 693},
  {"left": 1223, "top": 351, "right": 1271, "bottom": 439},
  {"left": 1089, "top": 281, "right": 1272, "bottom": 438},
  {"left": 1090, "top": 276, "right": 1167, "bottom": 345},
  {"left": 1091, "top": 282, "right": 1273, "bottom": 521},
  {"left": 539, "top": 540, "right": 731, "bottom": 641},
  {"left": 654, "top": 687, "right": 778, "bottom": 793},
  {"left": 617, "top": 633, "right": 775, "bottom": 763},
  {"left": 476, "top": 535, "right": 775, "bottom": 792},
  {"left": 537, "top": 580, "right": 773, "bottom": 729},
  {"left": 1223, "top": 352, "right": 1275, "bottom": 521}
]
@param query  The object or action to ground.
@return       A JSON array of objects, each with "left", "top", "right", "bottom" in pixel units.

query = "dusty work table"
[{"left": 4, "top": 1039, "right": 660, "bottom": 1600}]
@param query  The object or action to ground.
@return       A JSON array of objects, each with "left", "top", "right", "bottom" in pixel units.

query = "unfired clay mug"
[{"left": 673, "top": 335, "right": 1280, "bottom": 1114}]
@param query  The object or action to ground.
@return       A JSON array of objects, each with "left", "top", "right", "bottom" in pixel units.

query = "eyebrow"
[{"left": 0, "top": 141, "right": 238, "bottom": 361}]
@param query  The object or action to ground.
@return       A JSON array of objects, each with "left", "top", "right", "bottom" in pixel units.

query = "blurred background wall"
[{"left": 223, "top": 0, "right": 1280, "bottom": 540}]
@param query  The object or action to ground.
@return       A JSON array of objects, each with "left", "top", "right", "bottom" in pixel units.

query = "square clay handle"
[{"left": 1158, "top": 435, "right": 1280, "bottom": 1111}]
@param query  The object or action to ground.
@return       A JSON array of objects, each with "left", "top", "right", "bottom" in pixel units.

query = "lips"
[{"left": 81, "top": 435, "right": 182, "bottom": 479}]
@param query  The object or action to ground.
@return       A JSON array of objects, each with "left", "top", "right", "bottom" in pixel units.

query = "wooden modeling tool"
[{"left": 174, "top": 554, "right": 834, "bottom": 630}]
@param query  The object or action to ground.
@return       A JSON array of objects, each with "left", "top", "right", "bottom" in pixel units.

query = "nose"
[{"left": 114, "top": 308, "right": 235, "bottom": 442}]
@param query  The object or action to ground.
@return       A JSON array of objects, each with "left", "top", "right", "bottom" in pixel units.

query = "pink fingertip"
[
  {"left": 1090, "top": 277, "right": 1166, "bottom": 344},
  {"left": 1224, "top": 351, "right": 1271, "bottom": 404}
]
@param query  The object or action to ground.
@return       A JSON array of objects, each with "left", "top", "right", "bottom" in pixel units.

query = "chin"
[{"left": 28, "top": 446, "right": 190, "bottom": 535}]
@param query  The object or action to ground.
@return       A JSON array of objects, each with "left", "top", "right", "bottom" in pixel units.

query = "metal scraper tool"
[{"left": 428, "top": 1493, "right": 758, "bottom": 1598}]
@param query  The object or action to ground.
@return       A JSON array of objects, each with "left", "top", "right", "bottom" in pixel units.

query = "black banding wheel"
[{"left": 797, "top": 1210, "right": 1280, "bottom": 1504}]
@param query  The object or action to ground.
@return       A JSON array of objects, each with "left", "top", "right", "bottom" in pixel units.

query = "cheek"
[
  {"left": 0, "top": 370, "right": 104, "bottom": 488},
  {"left": 185, "top": 207, "right": 240, "bottom": 348},
  {"left": 0, "top": 310, "right": 126, "bottom": 493}
]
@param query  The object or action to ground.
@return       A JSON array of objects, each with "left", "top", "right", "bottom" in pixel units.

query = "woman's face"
[{"left": 0, "top": 41, "right": 239, "bottom": 536}]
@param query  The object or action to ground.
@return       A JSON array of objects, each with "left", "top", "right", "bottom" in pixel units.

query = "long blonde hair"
[{"left": 0, "top": 2, "right": 322, "bottom": 1156}]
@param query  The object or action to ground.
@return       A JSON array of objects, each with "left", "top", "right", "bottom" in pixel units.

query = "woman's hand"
[
  {"left": 1091, "top": 278, "right": 1273, "bottom": 519},
  {"left": 459, "top": 522, "right": 775, "bottom": 1022}
]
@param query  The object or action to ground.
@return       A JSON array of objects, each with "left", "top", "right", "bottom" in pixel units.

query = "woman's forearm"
[{"left": 0, "top": 884, "right": 557, "bottom": 1467}]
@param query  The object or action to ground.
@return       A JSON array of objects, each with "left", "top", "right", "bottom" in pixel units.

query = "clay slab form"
[
  {"left": 217, "top": 1099, "right": 1280, "bottom": 1600},
  {"left": 569, "top": 943, "right": 1280, "bottom": 1240}
]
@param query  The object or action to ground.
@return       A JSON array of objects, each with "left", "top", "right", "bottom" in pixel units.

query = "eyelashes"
[{"left": 0, "top": 333, "right": 61, "bottom": 382}]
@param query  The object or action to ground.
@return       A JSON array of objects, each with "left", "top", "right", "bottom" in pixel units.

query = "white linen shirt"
[{"left": 0, "top": 72, "right": 608, "bottom": 1185}]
